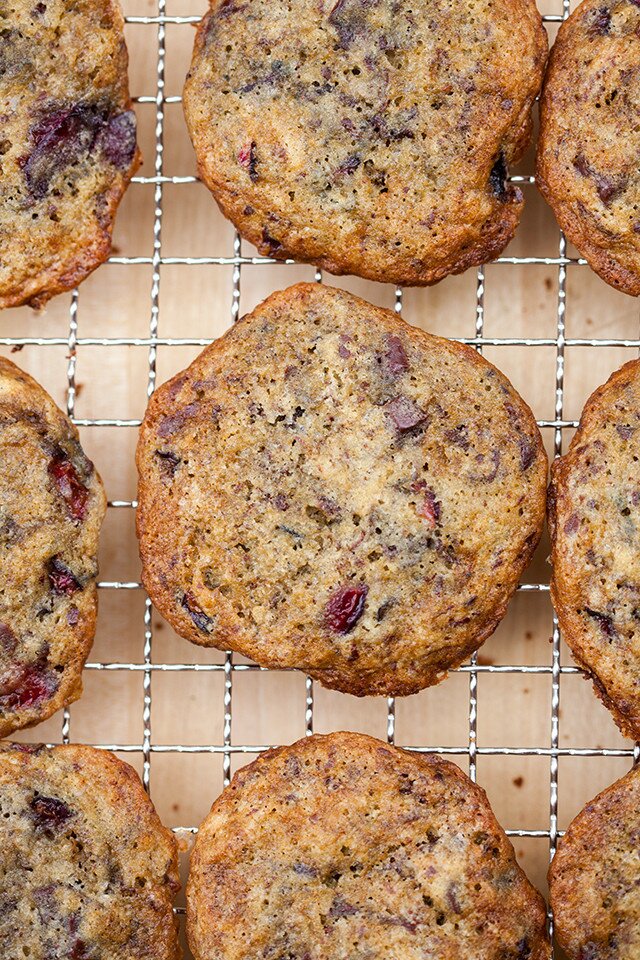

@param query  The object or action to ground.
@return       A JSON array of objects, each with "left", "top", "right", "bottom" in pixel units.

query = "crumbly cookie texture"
[
  {"left": 0, "top": 742, "right": 181, "bottom": 960},
  {"left": 0, "top": 357, "right": 106, "bottom": 736},
  {"left": 183, "top": 0, "right": 547, "bottom": 286},
  {"left": 187, "top": 732, "right": 551, "bottom": 960},
  {"left": 550, "top": 359, "right": 640, "bottom": 740},
  {"left": 0, "top": 0, "right": 140, "bottom": 310},
  {"left": 549, "top": 763, "right": 640, "bottom": 959},
  {"left": 136, "top": 283, "right": 547, "bottom": 697},
  {"left": 537, "top": 0, "right": 640, "bottom": 296}
]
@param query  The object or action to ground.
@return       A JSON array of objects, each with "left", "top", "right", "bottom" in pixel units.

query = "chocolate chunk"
[
  {"left": 382, "top": 335, "right": 409, "bottom": 377},
  {"left": 445, "top": 424, "right": 470, "bottom": 450},
  {"left": 325, "top": 584, "right": 368, "bottom": 634},
  {"left": 328, "top": 896, "right": 359, "bottom": 919},
  {"left": 261, "top": 227, "right": 284, "bottom": 255},
  {"left": 157, "top": 403, "right": 200, "bottom": 438},
  {"left": 489, "top": 153, "right": 509, "bottom": 202},
  {"left": 96, "top": 110, "right": 137, "bottom": 170},
  {"left": 584, "top": 606, "right": 615, "bottom": 638},
  {"left": 154, "top": 449, "right": 181, "bottom": 476},
  {"left": 385, "top": 396, "right": 428, "bottom": 432},
  {"left": 0, "top": 623, "right": 16, "bottom": 655},
  {"left": 47, "top": 556, "right": 81, "bottom": 596},
  {"left": 335, "top": 154, "right": 360, "bottom": 177},
  {"left": 181, "top": 591, "right": 215, "bottom": 634},
  {"left": 518, "top": 437, "right": 536, "bottom": 471},
  {"left": 591, "top": 6, "right": 611, "bottom": 32}
]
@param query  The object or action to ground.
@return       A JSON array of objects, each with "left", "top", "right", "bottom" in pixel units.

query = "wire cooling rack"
[{"left": 2, "top": 0, "right": 640, "bottom": 953}]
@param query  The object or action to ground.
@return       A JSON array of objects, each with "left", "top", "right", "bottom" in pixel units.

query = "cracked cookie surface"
[
  {"left": 136, "top": 283, "right": 547, "bottom": 697},
  {"left": 0, "top": 742, "right": 181, "bottom": 960},
  {"left": 183, "top": 0, "right": 547, "bottom": 286},
  {"left": 0, "top": 0, "right": 140, "bottom": 309},
  {"left": 0, "top": 357, "right": 106, "bottom": 735},
  {"left": 187, "top": 732, "right": 551, "bottom": 960},
  {"left": 537, "top": 0, "right": 640, "bottom": 296},
  {"left": 549, "top": 763, "right": 640, "bottom": 959},
  {"left": 550, "top": 359, "right": 640, "bottom": 739}
]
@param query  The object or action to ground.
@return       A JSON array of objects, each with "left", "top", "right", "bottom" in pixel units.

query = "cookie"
[
  {"left": 0, "top": 0, "right": 140, "bottom": 310},
  {"left": 187, "top": 731, "right": 550, "bottom": 960},
  {"left": 0, "top": 357, "right": 106, "bottom": 736},
  {"left": 0, "top": 741, "right": 181, "bottom": 959},
  {"left": 549, "top": 359, "right": 640, "bottom": 739},
  {"left": 136, "top": 283, "right": 547, "bottom": 697},
  {"left": 537, "top": 0, "right": 640, "bottom": 297},
  {"left": 549, "top": 763, "right": 640, "bottom": 959},
  {"left": 183, "top": 0, "right": 547, "bottom": 286}
]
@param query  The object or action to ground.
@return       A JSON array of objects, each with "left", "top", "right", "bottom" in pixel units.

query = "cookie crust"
[
  {"left": 549, "top": 359, "right": 640, "bottom": 740},
  {"left": 536, "top": 0, "right": 640, "bottom": 297},
  {"left": 184, "top": 0, "right": 547, "bottom": 286},
  {"left": 0, "top": 741, "right": 181, "bottom": 960},
  {"left": 549, "top": 763, "right": 640, "bottom": 960},
  {"left": 0, "top": 357, "right": 106, "bottom": 736},
  {"left": 187, "top": 732, "right": 551, "bottom": 960},
  {"left": 0, "top": 0, "right": 141, "bottom": 310},
  {"left": 136, "top": 283, "right": 547, "bottom": 697}
]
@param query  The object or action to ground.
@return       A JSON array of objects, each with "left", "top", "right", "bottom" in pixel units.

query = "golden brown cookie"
[
  {"left": 537, "top": 0, "right": 640, "bottom": 296},
  {"left": 549, "top": 359, "right": 640, "bottom": 740},
  {"left": 0, "top": 0, "right": 141, "bottom": 310},
  {"left": 549, "top": 762, "right": 640, "bottom": 960},
  {"left": 0, "top": 357, "right": 106, "bottom": 736},
  {"left": 187, "top": 732, "right": 551, "bottom": 960},
  {"left": 136, "top": 283, "right": 547, "bottom": 697},
  {"left": 183, "top": 0, "right": 547, "bottom": 286},
  {"left": 0, "top": 741, "right": 181, "bottom": 960}
]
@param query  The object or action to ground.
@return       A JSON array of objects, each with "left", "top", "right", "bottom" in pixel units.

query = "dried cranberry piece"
[
  {"left": 1, "top": 665, "right": 55, "bottom": 709},
  {"left": 24, "top": 104, "right": 105, "bottom": 199},
  {"left": 47, "top": 556, "right": 81, "bottom": 596},
  {"left": 48, "top": 449, "right": 89, "bottom": 522},
  {"left": 30, "top": 794, "right": 73, "bottom": 830},
  {"left": 445, "top": 425, "right": 470, "bottom": 450},
  {"left": 96, "top": 110, "right": 137, "bottom": 170},
  {"left": 335, "top": 154, "right": 360, "bottom": 177},
  {"left": 238, "top": 140, "right": 259, "bottom": 181},
  {"left": 325, "top": 584, "right": 368, "bottom": 634},
  {"left": 385, "top": 396, "right": 428, "bottom": 432},
  {"left": 181, "top": 591, "right": 215, "bottom": 634}
]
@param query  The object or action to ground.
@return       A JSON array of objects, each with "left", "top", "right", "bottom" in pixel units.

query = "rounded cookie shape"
[
  {"left": 187, "top": 732, "right": 551, "bottom": 960},
  {"left": 183, "top": 0, "right": 547, "bottom": 286},
  {"left": 550, "top": 359, "right": 640, "bottom": 739},
  {"left": 549, "top": 763, "right": 640, "bottom": 959},
  {"left": 0, "top": 357, "right": 106, "bottom": 736},
  {"left": 0, "top": 742, "right": 181, "bottom": 960},
  {"left": 0, "top": 0, "right": 140, "bottom": 310},
  {"left": 136, "top": 283, "right": 547, "bottom": 697},
  {"left": 537, "top": 0, "right": 640, "bottom": 297}
]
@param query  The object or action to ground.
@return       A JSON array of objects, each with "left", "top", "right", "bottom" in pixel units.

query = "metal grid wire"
[{"left": 2, "top": 0, "right": 639, "bottom": 951}]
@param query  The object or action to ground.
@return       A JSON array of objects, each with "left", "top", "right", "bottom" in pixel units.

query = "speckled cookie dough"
[
  {"left": 136, "top": 283, "right": 547, "bottom": 697},
  {"left": 537, "top": 0, "right": 640, "bottom": 296},
  {"left": 549, "top": 762, "right": 640, "bottom": 959},
  {"left": 0, "top": 742, "right": 181, "bottom": 960},
  {"left": 183, "top": 0, "right": 547, "bottom": 286},
  {"left": 0, "top": 0, "right": 140, "bottom": 309},
  {"left": 187, "top": 732, "right": 551, "bottom": 960},
  {"left": 550, "top": 358, "right": 640, "bottom": 739},
  {"left": 0, "top": 357, "right": 106, "bottom": 736}
]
